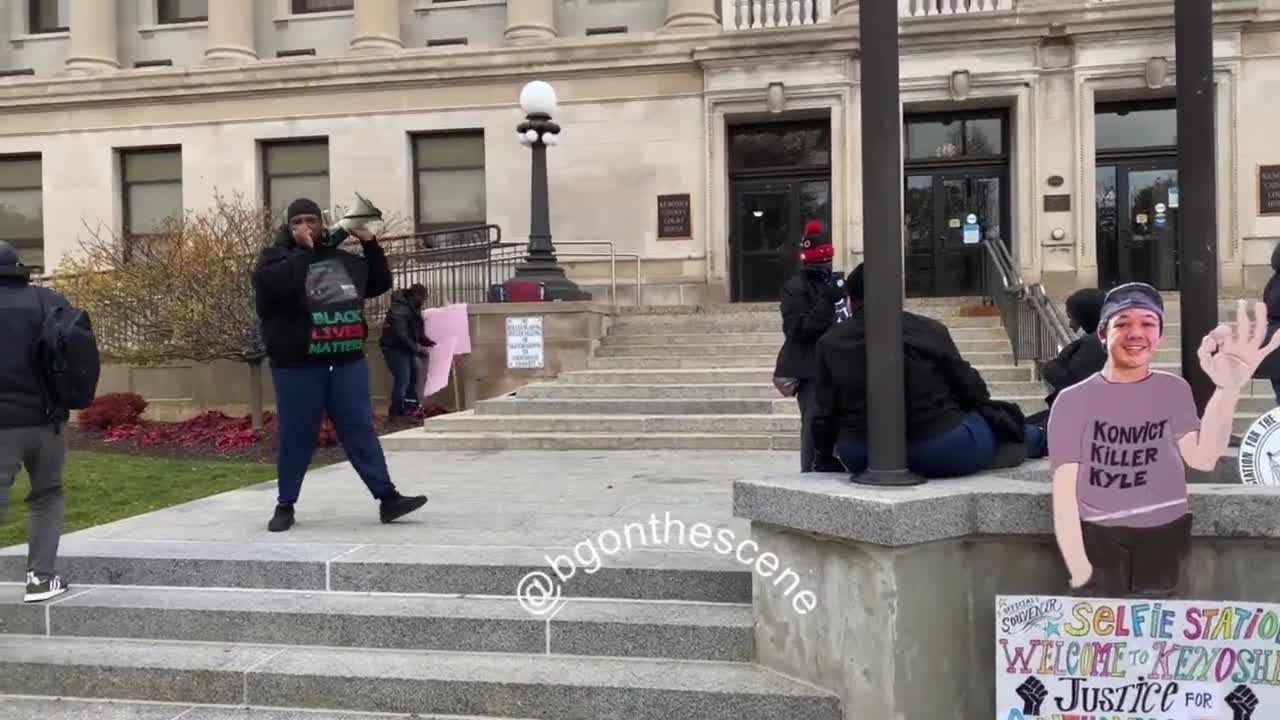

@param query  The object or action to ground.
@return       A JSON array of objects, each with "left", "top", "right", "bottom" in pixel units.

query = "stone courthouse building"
[{"left": 2, "top": 0, "right": 1280, "bottom": 304}]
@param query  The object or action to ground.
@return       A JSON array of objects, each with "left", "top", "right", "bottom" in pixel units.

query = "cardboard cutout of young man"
[{"left": 1048, "top": 283, "right": 1280, "bottom": 598}]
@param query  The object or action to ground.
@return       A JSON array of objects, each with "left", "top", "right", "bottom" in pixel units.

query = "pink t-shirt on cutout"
[{"left": 1047, "top": 371, "right": 1201, "bottom": 528}]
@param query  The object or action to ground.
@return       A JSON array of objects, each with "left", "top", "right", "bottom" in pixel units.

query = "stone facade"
[{"left": 1, "top": 0, "right": 1279, "bottom": 303}]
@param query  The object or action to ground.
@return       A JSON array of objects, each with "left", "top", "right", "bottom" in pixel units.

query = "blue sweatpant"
[
  {"left": 835, "top": 411, "right": 1048, "bottom": 479},
  {"left": 270, "top": 357, "right": 397, "bottom": 506}
]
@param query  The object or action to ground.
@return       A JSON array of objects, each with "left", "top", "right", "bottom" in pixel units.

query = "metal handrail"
[
  {"left": 551, "top": 241, "right": 643, "bottom": 308},
  {"left": 983, "top": 237, "right": 1074, "bottom": 353}
]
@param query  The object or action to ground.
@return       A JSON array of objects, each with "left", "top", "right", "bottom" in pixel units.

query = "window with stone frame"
[
  {"left": 0, "top": 155, "right": 44, "bottom": 270},
  {"left": 262, "top": 139, "right": 331, "bottom": 225},
  {"left": 121, "top": 147, "right": 184, "bottom": 261},
  {"left": 28, "top": 0, "right": 69, "bottom": 33},
  {"left": 158, "top": 0, "right": 209, "bottom": 24},
  {"left": 413, "top": 131, "right": 487, "bottom": 233},
  {"left": 292, "top": 0, "right": 354, "bottom": 13}
]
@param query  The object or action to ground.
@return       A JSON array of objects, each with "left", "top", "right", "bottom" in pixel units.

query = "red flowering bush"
[{"left": 79, "top": 393, "right": 148, "bottom": 431}]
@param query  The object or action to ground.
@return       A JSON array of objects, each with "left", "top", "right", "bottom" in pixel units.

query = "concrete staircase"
[
  {"left": 386, "top": 297, "right": 1277, "bottom": 451},
  {"left": 0, "top": 541, "right": 839, "bottom": 719}
]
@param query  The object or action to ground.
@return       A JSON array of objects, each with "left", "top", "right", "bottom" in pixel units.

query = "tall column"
[
  {"left": 205, "top": 0, "right": 258, "bottom": 64},
  {"left": 663, "top": 0, "right": 719, "bottom": 32},
  {"left": 506, "top": 0, "right": 557, "bottom": 42},
  {"left": 65, "top": 0, "right": 119, "bottom": 74},
  {"left": 351, "top": 0, "right": 403, "bottom": 54}
]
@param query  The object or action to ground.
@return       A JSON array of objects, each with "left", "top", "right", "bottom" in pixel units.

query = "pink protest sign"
[{"left": 421, "top": 304, "right": 470, "bottom": 398}]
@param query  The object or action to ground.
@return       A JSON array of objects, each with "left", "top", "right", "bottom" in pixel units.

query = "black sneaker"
[
  {"left": 380, "top": 492, "right": 428, "bottom": 524},
  {"left": 24, "top": 571, "right": 69, "bottom": 603},
  {"left": 268, "top": 504, "right": 295, "bottom": 533}
]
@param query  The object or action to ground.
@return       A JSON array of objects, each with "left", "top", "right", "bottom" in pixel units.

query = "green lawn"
[{"left": 1, "top": 452, "right": 277, "bottom": 549}]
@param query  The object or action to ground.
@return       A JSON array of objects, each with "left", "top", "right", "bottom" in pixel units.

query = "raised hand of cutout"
[{"left": 1198, "top": 300, "right": 1280, "bottom": 391}]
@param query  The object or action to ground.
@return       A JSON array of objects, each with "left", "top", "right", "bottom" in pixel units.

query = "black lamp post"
[
  {"left": 508, "top": 80, "right": 591, "bottom": 302},
  {"left": 1174, "top": 0, "right": 1217, "bottom": 414},
  {"left": 854, "top": 0, "right": 924, "bottom": 486}
]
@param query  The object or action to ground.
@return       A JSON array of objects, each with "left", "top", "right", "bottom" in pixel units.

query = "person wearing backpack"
[
  {"left": 252, "top": 198, "right": 428, "bottom": 533},
  {"left": 0, "top": 240, "right": 99, "bottom": 603}
]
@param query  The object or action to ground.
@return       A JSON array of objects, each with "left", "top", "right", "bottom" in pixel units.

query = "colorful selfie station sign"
[{"left": 996, "top": 595, "right": 1277, "bottom": 719}]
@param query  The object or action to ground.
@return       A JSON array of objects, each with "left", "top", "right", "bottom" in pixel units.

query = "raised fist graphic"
[
  {"left": 1015, "top": 676, "right": 1048, "bottom": 716},
  {"left": 1226, "top": 685, "right": 1259, "bottom": 720}
]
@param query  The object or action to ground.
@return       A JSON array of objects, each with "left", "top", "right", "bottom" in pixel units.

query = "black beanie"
[{"left": 286, "top": 198, "right": 323, "bottom": 222}]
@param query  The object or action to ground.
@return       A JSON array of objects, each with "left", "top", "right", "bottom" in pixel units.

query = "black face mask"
[{"left": 806, "top": 261, "right": 833, "bottom": 277}]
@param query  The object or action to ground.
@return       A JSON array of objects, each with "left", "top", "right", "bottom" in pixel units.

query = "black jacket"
[
  {"left": 252, "top": 227, "right": 393, "bottom": 369},
  {"left": 379, "top": 290, "right": 433, "bottom": 355},
  {"left": 0, "top": 264, "right": 71, "bottom": 428},
  {"left": 1257, "top": 243, "right": 1280, "bottom": 379},
  {"left": 810, "top": 307, "right": 992, "bottom": 458},
  {"left": 1040, "top": 334, "right": 1106, "bottom": 407},
  {"left": 774, "top": 270, "right": 842, "bottom": 380}
]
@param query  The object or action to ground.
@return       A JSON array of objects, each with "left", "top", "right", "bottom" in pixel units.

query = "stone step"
[
  {"left": 595, "top": 338, "right": 1014, "bottom": 357},
  {"left": 0, "top": 636, "right": 842, "bottom": 720},
  {"left": 602, "top": 327, "right": 1011, "bottom": 345},
  {"left": 558, "top": 366, "right": 1040, "bottom": 384},
  {"left": 608, "top": 314, "right": 1004, "bottom": 334},
  {"left": 426, "top": 414, "right": 798, "bottom": 434},
  {"left": 475, "top": 399, "right": 795, "bottom": 416},
  {"left": 0, "top": 585, "right": 752, "bottom": 663},
  {"left": 587, "top": 352, "right": 1020, "bottom": 370},
  {"left": 0, "top": 698, "right": 516, "bottom": 720},
  {"left": 0, "top": 541, "right": 750, "bottom": 603},
  {"left": 428, "top": 401, "right": 1052, "bottom": 432},
  {"left": 386, "top": 431, "right": 800, "bottom": 451},
  {"left": 520, "top": 383, "right": 786, "bottom": 400},
  {"left": 520, "top": 380, "right": 1057, "bottom": 400},
  {"left": 617, "top": 299, "right": 985, "bottom": 317}
]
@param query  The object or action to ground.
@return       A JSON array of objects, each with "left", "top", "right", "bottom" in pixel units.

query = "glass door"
[
  {"left": 904, "top": 170, "right": 1006, "bottom": 297},
  {"left": 729, "top": 177, "right": 831, "bottom": 302},
  {"left": 1096, "top": 162, "right": 1179, "bottom": 290}
]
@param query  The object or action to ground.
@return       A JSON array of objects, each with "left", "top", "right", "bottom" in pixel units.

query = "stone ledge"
[{"left": 732, "top": 467, "right": 1280, "bottom": 548}]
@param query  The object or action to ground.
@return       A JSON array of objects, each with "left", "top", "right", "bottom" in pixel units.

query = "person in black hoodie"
[
  {"left": 774, "top": 221, "right": 844, "bottom": 472},
  {"left": 1257, "top": 242, "right": 1280, "bottom": 403},
  {"left": 809, "top": 264, "right": 1048, "bottom": 478},
  {"left": 0, "top": 241, "right": 74, "bottom": 602},
  {"left": 380, "top": 283, "right": 433, "bottom": 418},
  {"left": 252, "top": 198, "right": 427, "bottom": 533},
  {"left": 1026, "top": 287, "right": 1107, "bottom": 427}
]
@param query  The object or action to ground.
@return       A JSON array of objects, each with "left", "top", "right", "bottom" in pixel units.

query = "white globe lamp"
[{"left": 520, "top": 80, "right": 558, "bottom": 118}]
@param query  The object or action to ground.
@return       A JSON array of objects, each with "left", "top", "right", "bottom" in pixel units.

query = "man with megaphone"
[{"left": 252, "top": 195, "right": 428, "bottom": 533}]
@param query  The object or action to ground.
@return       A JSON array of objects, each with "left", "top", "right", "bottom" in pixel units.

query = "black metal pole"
[
  {"left": 526, "top": 119, "right": 555, "bottom": 267},
  {"left": 1175, "top": 0, "right": 1217, "bottom": 414},
  {"left": 854, "top": 0, "right": 920, "bottom": 486},
  {"left": 510, "top": 112, "right": 591, "bottom": 301}
]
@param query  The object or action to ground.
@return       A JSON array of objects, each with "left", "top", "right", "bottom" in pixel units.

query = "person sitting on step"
[
  {"left": 808, "top": 263, "right": 1049, "bottom": 478},
  {"left": 1026, "top": 287, "right": 1107, "bottom": 428}
]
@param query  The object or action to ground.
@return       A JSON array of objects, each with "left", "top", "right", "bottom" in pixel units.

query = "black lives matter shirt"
[{"left": 256, "top": 244, "right": 378, "bottom": 370}]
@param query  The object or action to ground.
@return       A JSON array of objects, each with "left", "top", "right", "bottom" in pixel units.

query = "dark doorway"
[
  {"left": 902, "top": 110, "right": 1011, "bottom": 298},
  {"left": 727, "top": 119, "right": 832, "bottom": 302},
  {"left": 1095, "top": 99, "right": 1180, "bottom": 290}
]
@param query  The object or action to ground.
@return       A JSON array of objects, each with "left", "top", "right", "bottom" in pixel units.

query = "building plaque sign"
[
  {"left": 1260, "top": 165, "right": 1280, "bottom": 216},
  {"left": 657, "top": 194, "right": 692, "bottom": 239}
]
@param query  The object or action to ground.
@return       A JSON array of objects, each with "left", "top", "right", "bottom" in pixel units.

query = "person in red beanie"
[{"left": 773, "top": 221, "right": 844, "bottom": 472}]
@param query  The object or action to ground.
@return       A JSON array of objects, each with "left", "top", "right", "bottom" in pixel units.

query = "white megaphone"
[{"left": 324, "top": 192, "right": 384, "bottom": 246}]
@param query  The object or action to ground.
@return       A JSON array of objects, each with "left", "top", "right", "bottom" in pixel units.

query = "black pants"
[
  {"left": 1075, "top": 514, "right": 1192, "bottom": 599},
  {"left": 797, "top": 380, "right": 817, "bottom": 472}
]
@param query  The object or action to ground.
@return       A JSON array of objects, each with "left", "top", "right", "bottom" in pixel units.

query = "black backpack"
[{"left": 35, "top": 289, "right": 101, "bottom": 415}]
